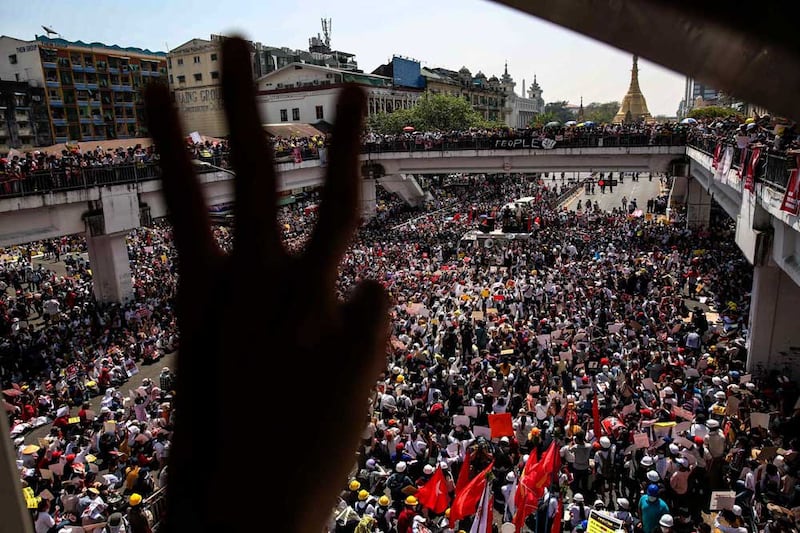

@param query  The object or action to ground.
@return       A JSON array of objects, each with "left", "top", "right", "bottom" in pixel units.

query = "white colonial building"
[
  {"left": 255, "top": 63, "right": 422, "bottom": 126},
  {"left": 505, "top": 73, "right": 545, "bottom": 129}
]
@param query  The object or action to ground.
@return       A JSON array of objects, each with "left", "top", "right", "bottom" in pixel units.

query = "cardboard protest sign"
[
  {"left": 453, "top": 415, "right": 471, "bottom": 428},
  {"left": 672, "top": 406, "right": 694, "bottom": 421},
  {"left": 750, "top": 412, "right": 770, "bottom": 429},
  {"left": 725, "top": 396, "right": 740, "bottom": 416},
  {"left": 633, "top": 433, "right": 650, "bottom": 448},
  {"left": 473, "top": 426, "right": 492, "bottom": 439},
  {"left": 464, "top": 406, "right": 479, "bottom": 418}
]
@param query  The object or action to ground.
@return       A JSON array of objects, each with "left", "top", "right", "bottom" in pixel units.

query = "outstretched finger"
[
  {"left": 305, "top": 85, "right": 366, "bottom": 285},
  {"left": 221, "top": 37, "right": 282, "bottom": 257},
  {"left": 145, "top": 83, "right": 219, "bottom": 275}
]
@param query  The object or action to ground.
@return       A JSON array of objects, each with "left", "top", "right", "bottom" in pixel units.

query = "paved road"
[
  {"left": 564, "top": 173, "right": 665, "bottom": 212},
  {"left": 4, "top": 253, "right": 178, "bottom": 446}
]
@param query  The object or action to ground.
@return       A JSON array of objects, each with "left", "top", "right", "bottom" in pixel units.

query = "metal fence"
[
  {"left": 686, "top": 138, "right": 793, "bottom": 192},
  {"left": 1, "top": 135, "right": 689, "bottom": 199}
]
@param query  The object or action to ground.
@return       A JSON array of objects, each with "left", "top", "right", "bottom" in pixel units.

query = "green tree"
[
  {"left": 544, "top": 101, "right": 573, "bottom": 124},
  {"left": 585, "top": 101, "right": 620, "bottom": 124},
  {"left": 687, "top": 106, "right": 740, "bottom": 120},
  {"left": 366, "top": 93, "right": 490, "bottom": 134}
]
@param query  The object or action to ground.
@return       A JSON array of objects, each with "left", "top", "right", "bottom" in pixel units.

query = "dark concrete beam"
[{"left": 491, "top": 0, "right": 800, "bottom": 121}]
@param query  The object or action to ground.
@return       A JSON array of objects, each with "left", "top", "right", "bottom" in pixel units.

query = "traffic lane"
[{"left": 565, "top": 173, "right": 664, "bottom": 212}]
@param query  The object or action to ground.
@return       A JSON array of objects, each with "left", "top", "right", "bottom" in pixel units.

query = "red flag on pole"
[
  {"left": 450, "top": 461, "right": 494, "bottom": 523},
  {"left": 550, "top": 498, "right": 564, "bottom": 533},
  {"left": 514, "top": 443, "right": 559, "bottom": 529},
  {"left": 488, "top": 412, "right": 514, "bottom": 438},
  {"left": 514, "top": 449, "right": 537, "bottom": 509},
  {"left": 470, "top": 482, "right": 493, "bottom": 533},
  {"left": 593, "top": 393, "right": 602, "bottom": 439},
  {"left": 455, "top": 450, "right": 472, "bottom": 496},
  {"left": 416, "top": 466, "right": 450, "bottom": 514}
]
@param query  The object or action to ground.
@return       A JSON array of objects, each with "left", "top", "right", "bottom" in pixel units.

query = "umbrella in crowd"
[
  {"left": 565, "top": 120, "right": 578, "bottom": 126},
  {"left": 545, "top": 121, "right": 561, "bottom": 128},
  {"left": 403, "top": 126, "right": 416, "bottom": 132},
  {"left": 681, "top": 117, "right": 698, "bottom": 124}
]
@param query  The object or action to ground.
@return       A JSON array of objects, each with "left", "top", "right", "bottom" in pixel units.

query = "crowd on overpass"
[{"left": 3, "top": 169, "right": 799, "bottom": 532}]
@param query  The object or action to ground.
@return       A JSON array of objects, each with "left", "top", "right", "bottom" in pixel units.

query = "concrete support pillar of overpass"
[
  {"left": 685, "top": 176, "right": 711, "bottom": 229},
  {"left": 746, "top": 263, "right": 800, "bottom": 378},
  {"left": 361, "top": 177, "right": 377, "bottom": 218},
  {"left": 86, "top": 231, "right": 134, "bottom": 304}
]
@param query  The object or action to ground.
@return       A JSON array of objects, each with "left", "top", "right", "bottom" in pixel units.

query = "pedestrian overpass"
[{"left": 1, "top": 139, "right": 799, "bottom": 376}]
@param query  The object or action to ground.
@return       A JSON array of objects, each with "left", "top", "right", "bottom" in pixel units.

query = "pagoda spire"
[
  {"left": 613, "top": 54, "right": 653, "bottom": 124},
  {"left": 578, "top": 96, "right": 585, "bottom": 121}
]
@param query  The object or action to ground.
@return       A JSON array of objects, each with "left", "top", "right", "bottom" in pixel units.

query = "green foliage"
[
  {"left": 366, "top": 93, "right": 490, "bottom": 134},
  {"left": 543, "top": 101, "right": 573, "bottom": 124},
  {"left": 584, "top": 102, "right": 620, "bottom": 124},
  {"left": 687, "top": 106, "right": 740, "bottom": 120}
]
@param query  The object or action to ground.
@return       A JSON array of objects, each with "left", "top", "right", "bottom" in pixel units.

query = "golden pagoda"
[{"left": 613, "top": 55, "right": 653, "bottom": 124}]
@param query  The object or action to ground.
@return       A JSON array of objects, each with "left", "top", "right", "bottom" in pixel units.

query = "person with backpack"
[
  {"left": 568, "top": 493, "right": 589, "bottom": 532},
  {"left": 386, "top": 462, "right": 415, "bottom": 505}
]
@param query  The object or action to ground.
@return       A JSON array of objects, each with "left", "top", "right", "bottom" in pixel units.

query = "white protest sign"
[
  {"left": 473, "top": 426, "right": 492, "bottom": 439},
  {"left": 464, "top": 406, "right": 479, "bottom": 418},
  {"left": 453, "top": 415, "right": 471, "bottom": 428},
  {"left": 633, "top": 433, "right": 650, "bottom": 448}
]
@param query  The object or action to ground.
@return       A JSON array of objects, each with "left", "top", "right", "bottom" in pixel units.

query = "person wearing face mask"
[{"left": 638, "top": 484, "right": 670, "bottom": 533}]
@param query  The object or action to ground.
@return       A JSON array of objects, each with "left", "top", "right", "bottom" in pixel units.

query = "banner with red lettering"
[
  {"left": 736, "top": 148, "right": 748, "bottom": 180},
  {"left": 744, "top": 147, "right": 761, "bottom": 193},
  {"left": 780, "top": 157, "right": 800, "bottom": 216}
]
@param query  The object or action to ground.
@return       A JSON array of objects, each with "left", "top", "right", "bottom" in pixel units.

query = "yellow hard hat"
[
  {"left": 378, "top": 496, "right": 390, "bottom": 506},
  {"left": 358, "top": 489, "right": 369, "bottom": 501},
  {"left": 445, "top": 508, "right": 451, "bottom": 517},
  {"left": 348, "top": 480, "right": 361, "bottom": 491},
  {"left": 396, "top": 375, "right": 405, "bottom": 383},
  {"left": 405, "top": 495, "right": 418, "bottom": 506},
  {"left": 129, "top": 493, "right": 142, "bottom": 506}
]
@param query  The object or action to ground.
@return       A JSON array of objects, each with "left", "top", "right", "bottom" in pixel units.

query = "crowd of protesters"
[{"left": 3, "top": 158, "right": 800, "bottom": 532}]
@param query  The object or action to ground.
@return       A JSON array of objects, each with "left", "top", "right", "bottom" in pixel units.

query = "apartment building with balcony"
[
  {"left": 0, "top": 35, "right": 167, "bottom": 145},
  {"left": 0, "top": 80, "right": 52, "bottom": 150}
]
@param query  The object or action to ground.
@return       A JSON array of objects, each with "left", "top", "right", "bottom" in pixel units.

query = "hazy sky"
[{"left": 2, "top": 0, "right": 686, "bottom": 116}]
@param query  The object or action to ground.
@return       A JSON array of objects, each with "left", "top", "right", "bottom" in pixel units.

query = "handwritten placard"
[
  {"left": 739, "top": 374, "right": 751, "bottom": 384},
  {"left": 473, "top": 426, "right": 492, "bottom": 439},
  {"left": 48, "top": 461, "right": 64, "bottom": 476},
  {"left": 103, "top": 421, "right": 116, "bottom": 434},
  {"left": 39, "top": 468, "right": 54, "bottom": 480},
  {"left": 68, "top": 416, "right": 81, "bottom": 425},
  {"left": 453, "top": 415, "right": 471, "bottom": 428},
  {"left": 642, "top": 378, "right": 655, "bottom": 391},
  {"left": 464, "top": 406, "right": 479, "bottom": 418},
  {"left": 710, "top": 491, "right": 736, "bottom": 511},
  {"left": 672, "top": 406, "right": 694, "bottom": 421},
  {"left": 633, "top": 433, "right": 650, "bottom": 448},
  {"left": 725, "top": 396, "right": 740, "bottom": 416},
  {"left": 750, "top": 412, "right": 770, "bottom": 429}
]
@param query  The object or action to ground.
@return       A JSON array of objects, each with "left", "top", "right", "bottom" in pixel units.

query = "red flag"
[
  {"left": 745, "top": 147, "right": 761, "bottom": 193},
  {"left": 416, "top": 466, "right": 450, "bottom": 514},
  {"left": 488, "top": 413, "right": 514, "bottom": 438},
  {"left": 455, "top": 450, "right": 472, "bottom": 496},
  {"left": 550, "top": 498, "right": 564, "bottom": 533},
  {"left": 515, "top": 443, "right": 560, "bottom": 529},
  {"left": 454, "top": 212, "right": 462, "bottom": 222},
  {"left": 450, "top": 461, "right": 494, "bottom": 523},
  {"left": 780, "top": 157, "right": 800, "bottom": 216},
  {"left": 593, "top": 393, "right": 602, "bottom": 439},
  {"left": 514, "top": 450, "right": 538, "bottom": 508}
]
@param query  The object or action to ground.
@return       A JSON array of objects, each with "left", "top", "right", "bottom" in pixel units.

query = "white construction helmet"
[
  {"left": 617, "top": 498, "right": 630, "bottom": 510},
  {"left": 732, "top": 505, "right": 743, "bottom": 517},
  {"left": 659, "top": 514, "right": 674, "bottom": 528},
  {"left": 647, "top": 470, "right": 660, "bottom": 482},
  {"left": 600, "top": 436, "right": 611, "bottom": 449},
  {"left": 573, "top": 493, "right": 584, "bottom": 503},
  {"left": 423, "top": 464, "right": 435, "bottom": 475},
  {"left": 396, "top": 461, "right": 407, "bottom": 472},
  {"left": 506, "top": 471, "right": 516, "bottom": 482}
]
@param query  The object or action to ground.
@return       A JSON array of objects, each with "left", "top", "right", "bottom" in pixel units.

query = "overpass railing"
[
  {"left": 687, "top": 137, "right": 793, "bottom": 191},
  {"left": 1, "top": 134, "right": 688, "bottom": 199}
]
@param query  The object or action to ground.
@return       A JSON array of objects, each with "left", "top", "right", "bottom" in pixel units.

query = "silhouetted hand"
[{"left": 145, "top": 37, "right": 389, "bottom": 533}]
